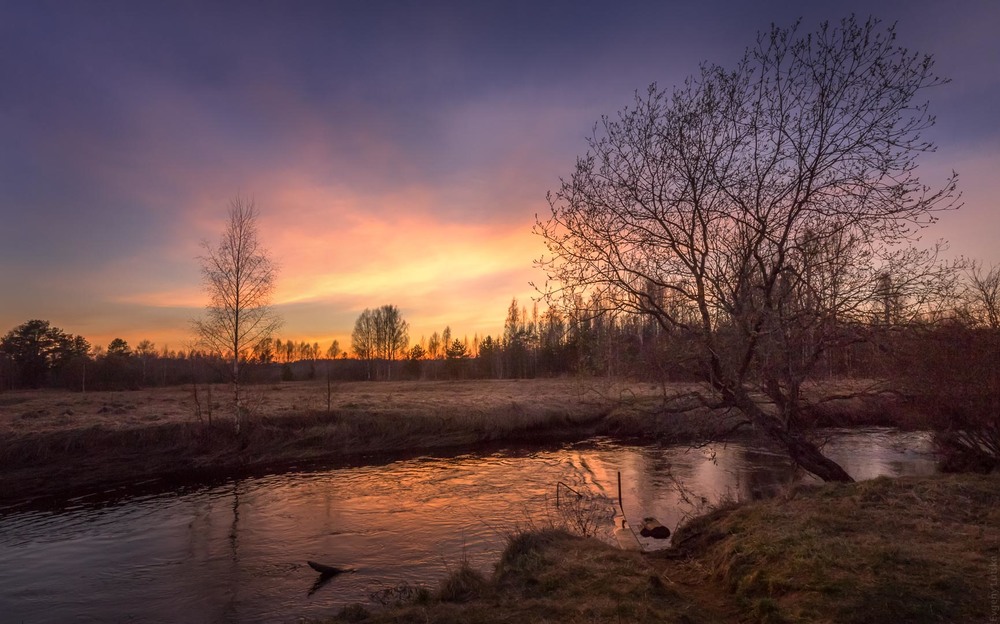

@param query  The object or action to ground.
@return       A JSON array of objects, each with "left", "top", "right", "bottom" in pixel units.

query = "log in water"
[{"left": 308, "top": 560, "right": 353, "bottom": 575}]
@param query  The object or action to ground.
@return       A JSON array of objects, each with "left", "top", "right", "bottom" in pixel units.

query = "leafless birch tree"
[
  {"left": 196, "top": 196, "right": 281, "bottom": 433},
  {"left": 536, "top": 17, "right": 959, "bottom": 482}
]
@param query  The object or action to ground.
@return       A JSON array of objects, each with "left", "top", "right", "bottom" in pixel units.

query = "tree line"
[{"left": 5, "top": 257, "right": 995, "bottom": 393}]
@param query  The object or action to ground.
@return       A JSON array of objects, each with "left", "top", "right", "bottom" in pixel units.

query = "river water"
[{"left": 0, "top": 428, "right": 936, "bottom": 623}]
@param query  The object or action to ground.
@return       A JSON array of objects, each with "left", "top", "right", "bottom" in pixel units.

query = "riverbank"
[
  {"left": 325, "top": 472, "right": 1000, "bottom": 624},
  {"left": 0, "top": 378, "right": 906, "bottom": 507}
]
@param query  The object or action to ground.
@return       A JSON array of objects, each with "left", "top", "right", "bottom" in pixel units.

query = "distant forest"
[{"left": 2, "top": 276, "right": 998, "bottom": 395}]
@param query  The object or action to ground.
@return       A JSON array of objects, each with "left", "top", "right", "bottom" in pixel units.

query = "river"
[{"left": 0, "top": 428, "right": 937, "bottom": 623}]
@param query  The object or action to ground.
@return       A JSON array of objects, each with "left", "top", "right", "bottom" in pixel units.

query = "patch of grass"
[
  {"left": 664, "top": 473, "right": 1000, "bottom": 623},
  {"left": 322, "top": 474, "right": 998, "bottom": 624},
  {"left": 333, "top": 604, "right": 370, "bottom": 622},
  {"left": 436, "top": 561, "right": 487, "bottom": 602},
  {"left": 495, "top": 529, "right": 565, "bottom": 586},
  {"left": 368, "top": 583, "right": 430, "bottom": 607},
  {"left": 323, "top": 528, "right": 718, "bottom": 623}
]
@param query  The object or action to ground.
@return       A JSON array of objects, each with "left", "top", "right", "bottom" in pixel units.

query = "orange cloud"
[{"left": 89, "top": 176, "right": 547, "bottom": 349}]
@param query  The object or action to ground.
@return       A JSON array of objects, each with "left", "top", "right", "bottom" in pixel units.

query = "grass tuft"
[
  {"left": 436, "top": 562, "right": 487, "bottom": 603},
  {"left": 495, "top": 529, "right": 567, "bottom": 585}
]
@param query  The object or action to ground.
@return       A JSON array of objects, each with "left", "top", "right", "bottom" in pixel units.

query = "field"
[
  {"left": 0, "top": 378, "right": 655, "bottom": 506},
  {"left": 0, "top": 378, "right": 900, "bottom": 507},
  {"left": 0, "top": 378, "right": 637, "bottom": 435}
]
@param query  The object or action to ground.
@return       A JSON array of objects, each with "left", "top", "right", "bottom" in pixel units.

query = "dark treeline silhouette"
[
  {"left": 0, "top": 321, "right": 253, "bottom": 391},
  {"left": 0, "top": 323, "right": 368, "bottom": 391},
  {"left": 1, "top": 281, "right": 996, "bottom": 391},
  {"left": 0, "top": 308, "right": 948, "bottom": 393},
  {"left": 3, "top": 263, "right": 998, "bottom": 391}
]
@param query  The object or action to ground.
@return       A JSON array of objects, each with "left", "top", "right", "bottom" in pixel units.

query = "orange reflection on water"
[{"left": 0, "top": 430, "right": 937, "bottom": 623}]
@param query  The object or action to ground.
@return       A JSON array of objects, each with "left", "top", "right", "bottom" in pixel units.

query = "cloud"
[
  {"left": 2, "top": 0, "right": 998, "bottom": 350},
  {"left": 86, "top": 176, "right": 546, "bottom": 346}
]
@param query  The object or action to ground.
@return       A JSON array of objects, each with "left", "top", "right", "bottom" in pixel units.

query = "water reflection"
[{"left": 0, "top": 428, "right": 937, "bottom": 623}]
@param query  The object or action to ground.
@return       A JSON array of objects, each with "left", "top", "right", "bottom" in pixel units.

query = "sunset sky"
[{"left": 1, "top": 0, "right": 998, "bottom": 352}]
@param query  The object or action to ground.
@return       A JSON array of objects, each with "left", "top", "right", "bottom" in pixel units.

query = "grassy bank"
[
  {"left": 0, "top": 379, "right": 621, "bottom": 505},
  {"left": 326, "top": 473, "right": 1000, "bottom": 624},
  {"left": 0, "top": 378, "right": 904, "bottom": 506}
]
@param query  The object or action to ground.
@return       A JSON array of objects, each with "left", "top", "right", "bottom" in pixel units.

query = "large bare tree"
[
  {"left": 536, "top": 17, "right": 959, "bottom": 482},
  {"left": 197, "top": 196, "right": 281, "bottom": 433}
]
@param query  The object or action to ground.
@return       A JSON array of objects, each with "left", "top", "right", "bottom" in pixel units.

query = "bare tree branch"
[{"left": 535, "top": 17, "right": 959, "bottom": 482}]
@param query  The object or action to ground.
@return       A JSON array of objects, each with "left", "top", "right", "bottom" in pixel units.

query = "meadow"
[{"left": 0, "top": 377, "right": 901, "bottom": 506}]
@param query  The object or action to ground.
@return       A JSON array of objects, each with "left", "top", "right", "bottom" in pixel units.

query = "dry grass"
[
  {"left": 0, "top": 377, "right": 902, "bottom": 437},
  {"left": 0, "top": 378, "right": 629, "bottom": 435},
  {"left": 664, "top": 472, "right": 1000, "bottom": 623},
  {"left": 0, "top": 378, "right": 904, "bottom": 506},
  {"left": 0, "top": 379, "right": 657, "bottom": 505},
  {"left": 326, "top": 473, "right": 999, "bottom": 624},
  {"left": 329, "top": 528, "right": 726, "bottom": 623},
  {"left": 437, "top": 561, "right": 488, "bottom": 603}
]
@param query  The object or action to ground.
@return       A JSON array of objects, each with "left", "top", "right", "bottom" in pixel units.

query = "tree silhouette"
[
  {"left": 536, "top": 17, "right": 959, "bottom": 482},
  {"left": 106, "top": 338, "right": 131, "bottom": 357},
  {"left": 445, "top": 339, "right": 468, "bottom": 359},
  {"left": 326, "top": 339, "right": 341, "bottom": 359},
  {"left": 441, "top": 326, "right": 451, "bottom": 360},
  {"left": 351, "top": 304, "right": 409, "bottom": 380},
  {"left": 196, "top": 196, "right": 281, "bottom": 433},
  {"left": 0, "top": 320, "right": 90, "bottom": 388},
  {"left": 964, "top": 262, "right": 1000, "bottom": 329},
  {"left": 428, "top": 332, "right": 441, "bottom": 360}
]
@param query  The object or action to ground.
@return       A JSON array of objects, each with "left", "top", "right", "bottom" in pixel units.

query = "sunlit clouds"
[
  {"left": 259, "top": 185, "right": 546, "bottom": 343},
  {"left": 84, "top": 180, "right": 547, "bottom": 348},
  {"left": 1, "top": 0, "right": 998, "bottom": 349}
]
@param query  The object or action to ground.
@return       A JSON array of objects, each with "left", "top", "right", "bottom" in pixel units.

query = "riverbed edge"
[{"left": 0, "top": 380, "right": 913, "bottom": 508}]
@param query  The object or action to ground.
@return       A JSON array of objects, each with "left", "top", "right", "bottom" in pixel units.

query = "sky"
[{"left": 1, "top": 0, "right": 998, "bottom": 352}]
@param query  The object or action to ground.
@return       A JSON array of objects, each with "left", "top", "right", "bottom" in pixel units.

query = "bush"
[{"left": 893, "top": 324, "right": 1000, "bottom": 472}]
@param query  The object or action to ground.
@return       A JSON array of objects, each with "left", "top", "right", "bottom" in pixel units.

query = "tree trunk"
[
  {"left": 778, "top": 430, "right": 854, "bottom": 482},
  {"left": 233, "top": 356, "right": 241, "bottom": 435},
  {"left": 729, "top": 386, "right": 854, "bottom": 482}
]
